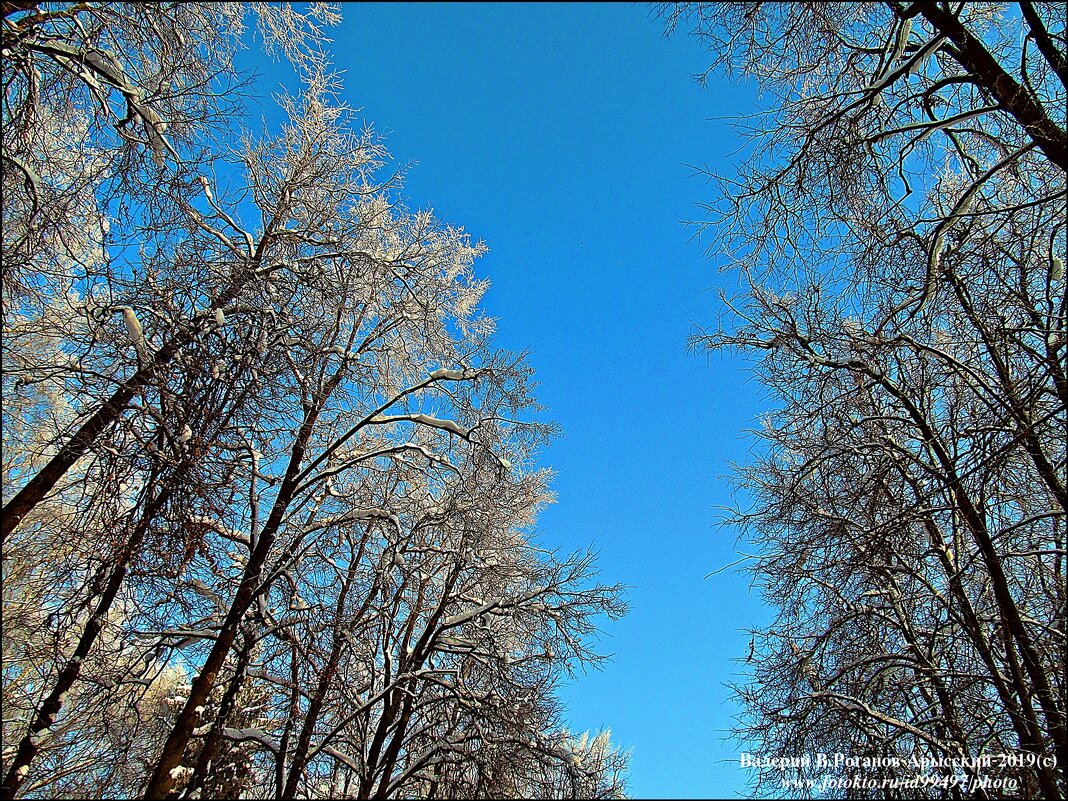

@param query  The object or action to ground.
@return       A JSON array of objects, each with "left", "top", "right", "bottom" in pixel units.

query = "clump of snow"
[
  {"left": 122, "top": 307, "right": 143, "bottom": 344},
  {"left": 122, "top": 307, "right": 148, "bottom": 361},
  {"left": 429, "top": 368, "right": 467, "bottom": 381}
]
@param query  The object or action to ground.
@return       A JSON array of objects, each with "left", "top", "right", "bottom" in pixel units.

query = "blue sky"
[{"left": 248, "top": 4, "right": 772, "bottom": 797}]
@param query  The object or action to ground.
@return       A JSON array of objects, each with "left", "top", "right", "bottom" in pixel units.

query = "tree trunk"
[{"left": 1, "top": 483, "right": 173, "bottom": 800}]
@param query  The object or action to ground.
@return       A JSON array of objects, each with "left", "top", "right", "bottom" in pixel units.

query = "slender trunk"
[
  {"left": 1018, "top": 0, "right": 1068, "bottom": 91},
  {"left": 1, "top": 483, "right": 173, "bottom": 800},
  {"left": 1, "top": 255, "right": 266, "bottom": 543},
  {"left": 372, "top": 689, "right": 416, "bottom": 800},
  {"left": 916, "top": 515, "right": 1046, "bottom": 744},
  {"left": 275, "top": 648, "right": 300, "bottom": 798},
  {"left": 948, "top": 274, "right": 1068, "bottom": 514},
  {"left": 184, "top": 628, "right": 255, "bottom": 800},
  {"left": 1, "top": 341, "right": 179, "bottom": 543},
  {"left": 358, "top": 688, "right": 398, "bottom": 800},
  {"left": 142, "top": 516, "right": 273, "bottom": 799},
  {"left": 364, "top": 567, "right": 462, "bottom": 800},
  {"left": 919, "top": 521, "right": 1060, "bottom": 797},
  {"left": 143, "top": 399, "right": 323, "bottom": 800},
  {"left": 282, "top": 554, "right": 361, "bottom": 798},
  {"left": 866, "top": 367, "right": 1067, "bottom": 761}
]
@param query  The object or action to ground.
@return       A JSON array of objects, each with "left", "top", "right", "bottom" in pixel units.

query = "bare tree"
[
  {"left": 2, "top": 4, "right": 627, "bottom": 799},
  {"left": 0, "top": 1, "right": 338, "bottom": 540},
  {"left": 665, "top": 2, "right": 1065, "bottom": 797}
]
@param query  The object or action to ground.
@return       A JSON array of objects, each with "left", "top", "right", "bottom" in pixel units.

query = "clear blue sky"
[{"left": 247, "top": 4, "right": 772, "bottom": 798}]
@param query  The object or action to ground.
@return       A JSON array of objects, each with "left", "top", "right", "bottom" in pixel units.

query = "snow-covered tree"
[
  {"left": 665, "top": 2, "right": 1065, "bottom": 797},
  {"left": 2, "top": 4, "right": 626, "bottom": 799}
]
